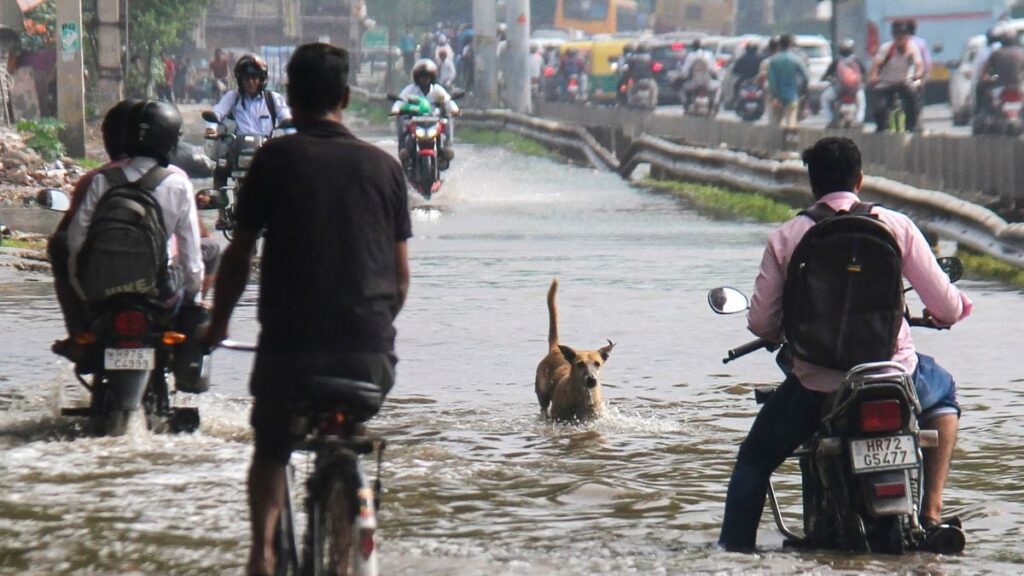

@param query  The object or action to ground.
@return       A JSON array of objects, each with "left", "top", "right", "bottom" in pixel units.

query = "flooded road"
[{"left": 2, "top": 127, "right": 1024, "bottom": 574}]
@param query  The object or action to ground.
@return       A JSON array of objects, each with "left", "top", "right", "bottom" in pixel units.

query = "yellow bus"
[{"left": 554, "top": 0, "right": 640, "bottom": 36}]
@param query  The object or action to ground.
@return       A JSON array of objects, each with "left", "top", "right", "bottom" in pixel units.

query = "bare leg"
[
  {"left": 920, "top": 413, "right": 958, "bottom": 524},
  {"left": 247, "top": 456, "right": 287, "bottom": 576}
]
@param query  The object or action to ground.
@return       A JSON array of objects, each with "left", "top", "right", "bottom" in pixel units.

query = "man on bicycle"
[
  {"left": 203, "top": 43, "right": 411, "bottom": 576},
  {"left": 868, "top": 20, "right": 925, "bottom": 132}
]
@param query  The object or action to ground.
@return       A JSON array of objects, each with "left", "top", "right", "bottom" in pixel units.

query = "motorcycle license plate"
[
  {"left": 1004, "top": 102, "right": 1023, "bottom": 112},
  {"left": 745, "top": 102, "right": 758, "bottom": 110},
  {"left": 104, "top": 348, "right": 155, "bottom": 371},
  {"left": 849, "top": 435, "right": 917, "bottom": 474},
  {"left": 840, "top": 104, "right": 857, "bottom": 114}
]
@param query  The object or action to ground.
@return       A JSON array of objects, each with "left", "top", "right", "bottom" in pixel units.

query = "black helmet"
[
  {"left": 838, "top": 38, "right": 856, "bottom": 57},
  {"left": 101, "top": 98, "right": 141, "bottom": 160},
  {"left": 891, "top": 19, "right": 911, "bottom": 37},
  {"left": 234, "top": 54, "right": 269, "bottom": 90},
  {"left": 412, "top": 58, "right": 438, "bottom": 85},
  {"left": 126, "top": 100, "right": 182, "bottom": 166}
]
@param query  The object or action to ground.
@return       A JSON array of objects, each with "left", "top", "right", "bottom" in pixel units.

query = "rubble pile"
[{"left": 0, "top": 127, "right": 89, "bottom": 205}]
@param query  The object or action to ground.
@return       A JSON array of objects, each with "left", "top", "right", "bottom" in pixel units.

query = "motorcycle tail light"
[
  {"left": 319, "top": 411, "right": 347, "bottom": 436},
  {"left": 543, "top": 66, "right": 555, "bottom": 78},
  {"left": 359, "top": 528, "right": 376, "bottom": 559},
  {"left": 651, "top": 61, "right": 664, "bottom": 73},
  {"left": 841, "top": 94, "right": 857, "bottom": 104},
  {"left": 671, "top": 42, "right": 684, "bottom": 52},
  {"left": 873, "top": 482, "right": 906, "bottom": 498},
  {"left": 859, "top": 399, "right": 903, "bottom": 433},
  {"left": 1003, "top": 88, "right": 1022, "bottom": 102},
  {"left": 113, "top": 310, "right": 147, "bottom": 337},
  {"left": 716, "top": 58, "right": 727, "bottom": 70},
  {"left": 161, "top": 331, "right": 187, "bottom": 345}
]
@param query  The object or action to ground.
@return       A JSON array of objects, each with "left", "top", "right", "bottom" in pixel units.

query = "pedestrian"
[
  {"left": 766, "top": 34, "right": 809, "bottom": 127},
  {"left": 201, "top": 43, "right": 411, "bottom": 575},
  {"left": 399, "top": 25, "right": 417, "bottom": 76}
]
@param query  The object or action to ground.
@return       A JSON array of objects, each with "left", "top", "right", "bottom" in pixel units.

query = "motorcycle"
[
  {"left": 38, "top": 189, "right": 210, "bottom": 437},
  {"left": 388, "top": 92, "right": 462, "bottom": 201},
  {"left": 973, "top": 80, "right": 1024, "bottom": 137},
  {"left": 201, "top": 110, "right": 293, "bottom": 240},
  {"left": 831, "top": 89, "right": 861, "bottom": 129},
  {"left": 625, "top": 77, "right": 658, "bottom": 111},
  {"left": 735, "top": 79, "right": 765, "bottom": 122},
  {"left": 708, "top": 256, "right": 964, "bottom": 554}
]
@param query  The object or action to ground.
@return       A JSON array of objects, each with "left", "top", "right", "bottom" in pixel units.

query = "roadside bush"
[{"left": 16, "top": 117, "right": 66, "bottom": 161}]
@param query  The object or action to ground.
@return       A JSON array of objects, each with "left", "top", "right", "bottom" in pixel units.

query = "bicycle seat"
[{"left": 306, "top": 376, "right": 383, "bottom": 423}]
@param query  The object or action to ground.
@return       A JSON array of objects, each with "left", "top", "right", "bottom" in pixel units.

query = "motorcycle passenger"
[
  {"left": 766, "top": 33, "right": 809, "bottom": 127},
  {"left": 978, "top": 29, "right": 1024, "bottom": 116},
  {"left": 718, "top": 137, "right": 971, "bottom": 553},
  {"left": 391, "top": 58, "right": 460, "bottom": 169},
  {"left": 201, "top": 43, "right": 411, "bottom": 576},
  {"left": 868, "top": 20, "right": 925, "bottom": 132},
  {"left": 211, "top": 55, "right": 292, "bottom": 188},
  {"left": 679, "top": 38, "right": 719, "bottom": 112},
  {"left": 66, "top": 100, "right": 204, "bottom": 309},
  {"left": 820, "top": 38, "right": 866, "bottom": 126}
]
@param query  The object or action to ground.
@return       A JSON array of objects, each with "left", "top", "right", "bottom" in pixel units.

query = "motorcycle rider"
[
  {"left": 391, "top": 58, "right": 460, "bottom": 169},
  {"left": 869, "top": 19, "right": 925, "bottom": 132},
  {"left": 718, "top": 136, "right": 971, "bottom": 553},
  {"left": 679, "top": 38, "right": 719, "bottom": 113},
  {"left": 66, "top": 100, "right": 204, "bottom": 310},
  {"left": 210, "top": 54, "right": 292, "bottom": 189},
  {"left": 730, "top": 41, "right": 762, "bottom": 108},
  {"left": 820, "top": 38, "right": 866, "bottom": 126},
  {"left": 620, "top": 41, "right": 657, "bottom": 107},
  {"left": 978, "top": 28, "right": 1024, "bottom": 118}
]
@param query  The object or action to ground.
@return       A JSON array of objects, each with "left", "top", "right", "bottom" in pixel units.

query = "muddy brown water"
[{"left": 1, "top": 129, "right": 1023, "bottom": 575}]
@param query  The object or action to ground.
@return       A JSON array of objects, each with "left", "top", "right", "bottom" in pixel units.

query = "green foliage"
[
  {"left": 123, "top": 0, "right": 211, "bottom": 95},
  {"left": 458, "top": 127, "right": 554, "bottom": 158},
  {"left": 16, "top": 117, "right": 66, "bottom": 161},
  {"left": 346, "top": 99, "right": 391, "bottom": 125},
  {"left": 76, "top": 157, "right": 103, "bottom": 170},
  {"left": 640, "top": 177, "right": 796, "bottom": 223},
  {"left": 957, "top": 249, "right": 1024, "bottom": 287}
]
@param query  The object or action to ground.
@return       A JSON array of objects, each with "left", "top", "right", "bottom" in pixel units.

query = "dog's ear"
[
  {"left": 599, "top": 339, "right": 615, "bottom": 361},
  {"left": 558, "top": 344, "right": 577, "bottom": 362}
]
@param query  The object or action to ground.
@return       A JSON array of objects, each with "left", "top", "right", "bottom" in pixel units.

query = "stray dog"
[{"left": 534, "top": 278, "right": 615, "bottom": 422}]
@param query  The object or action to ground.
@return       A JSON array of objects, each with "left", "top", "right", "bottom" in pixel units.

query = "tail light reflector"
[
  {"left": 671, "top": 42, "right": 684, "bottom": 52},
  {"left": 873, "top": 482, "right": 906, "bottom": 498},
  {"left": 162, "top": 331, "right": 187, "bottom": 345},
  {"left": 1002, "top": 88, "right": 1022, "bottom": 102},
  {"left": 113, "top": 310, "right": 147, "bottom": 337},
  {"left": 359, "top": 528, "right": 376, "bottom": 559},
  {"left": 651, "top": 61, "right": 664, "bottom": 73},
  {"left": 859, "top": 400, "right": 902, "bottom": 433}
]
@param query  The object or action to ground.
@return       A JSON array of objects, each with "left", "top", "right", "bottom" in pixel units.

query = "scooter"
[
  {"left": 735, "top": 79, "right": 765, "bottom": 122},
  {"left": 38, "top": 189, "right": 210, "bottom": 436},
  {"left": 708, "top": 257, "right": 964, "bottom": 554},
  {"left": 973, "top": 80, "right": 1024, "bottom": 137}
]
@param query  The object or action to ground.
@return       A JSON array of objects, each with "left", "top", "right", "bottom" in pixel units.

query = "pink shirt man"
[{"left": 747, "top": 191, "right": 972, "bottom": 392}]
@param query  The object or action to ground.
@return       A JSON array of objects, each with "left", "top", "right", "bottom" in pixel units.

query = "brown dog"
[{"left": 534, "top": 278, "right": 615, "bottom": 421}]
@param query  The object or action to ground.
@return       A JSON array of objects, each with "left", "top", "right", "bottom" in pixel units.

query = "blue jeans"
[{"left": 717, "top": 354, "right": 959, "bottom": 550}]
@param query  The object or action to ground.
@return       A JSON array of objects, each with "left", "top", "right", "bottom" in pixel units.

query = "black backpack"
[
  {"left": 782, "top": 202, "right": 904, "bottom": 371},
  {"left": 76, "top": 166, "right": 172, "bottom": 303}
]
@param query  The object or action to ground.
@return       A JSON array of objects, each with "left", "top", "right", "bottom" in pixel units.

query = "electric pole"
[
  {"left": 504, "top": 0, "right": 530, "bottom": 113},
  {"left": 56, "top": 0, "right": 85, "bottom": 157},
  {"left": 472, "top": 0, "right": 497, "bottom": 107},
  {"left": 95, "top": 0, "right": 122, "bottom": 115}
]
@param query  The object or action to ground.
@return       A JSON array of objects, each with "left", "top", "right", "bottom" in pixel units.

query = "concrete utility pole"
[
  {"left": 94, "top": 0, "right": 122, "bottom": 115},
  {"left": 56, "top": 0, "right": 85, "bottom": 157},
  {"left": 504, "top": 0, "right": 530, "bottom": 113},
  {"left": 472, "top": 0, "right": 497, "bottom": 108}
]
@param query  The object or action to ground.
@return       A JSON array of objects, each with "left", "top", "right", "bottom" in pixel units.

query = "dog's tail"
[{"left": 547, "top": 278, "right": 559, "bottom": 352}]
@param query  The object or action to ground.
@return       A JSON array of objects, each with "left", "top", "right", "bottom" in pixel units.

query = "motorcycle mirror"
[
  {"left": 936, "top": 257, "right": 963, "bottom": 283},
  {"left": 708, "top": 287, "right": 749, "bottom": 314},
  {"left": 195, "top": 188, "right": 229, "bottom": 211},
  {"left": 201, "top": 110, "right": 218, "bottom": 123},
  {"left": 450, "top": 88, "right": 467, "bottom": 100},
  {"left": 37, "top": 188, "right": 71, "bottom": 212},
  {"left": 386, "top": 93, "right": 400, "bottom": 101},
  {"left": 277, "top": 118, "right": 294, "bottom": 130}
]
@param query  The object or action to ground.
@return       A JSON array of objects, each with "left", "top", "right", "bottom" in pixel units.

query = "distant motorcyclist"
[
  {"left": 973, "top": 29, "right": 1003, "bottom": 117},
  {"left": 620, "top": 42, "right": 657, "bottom": 106},
  {"left": 391, "top": 59, "right": 460, "bottom": 168},
  {"left": 868, "top": 19, "right": 925, "bottom": 131},
  {"left": 820, "top": 38, "right": 866, "bottom": 126},
  {"left": 978, "top": 28, "right": 1024, "bottom": 116},
  {"left": 730, "top": 41, "right": 762, "bottom": 107},
  {"left": 679, "top": 38, "right": 719, "bottom": 112}
]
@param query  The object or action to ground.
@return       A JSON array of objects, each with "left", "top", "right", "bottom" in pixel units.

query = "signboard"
[
  {"left": 363, "top": 27, "right": 388, "bottom": 49},
  {"left": 60, "top": 22, "right": 81, "bottom": 53}
]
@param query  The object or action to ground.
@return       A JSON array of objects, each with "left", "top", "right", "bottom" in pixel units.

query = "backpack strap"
[
  {"left": 799, "top": 202, "right": 837, "bottom": 223},
  {"left": 849, "top": 201, "right": 876, "bottom": 216},
  {"left": 226, "top": 90, "right": 239, "bottom": 120},
  {"left": 135, "top": 165, "right": 172, "bottom": 192},
  {"left": 101, "top": 167, "right": 129, "bottom": 189},
  {"left": 264, "top": 89, "right": 278, "bottom": 128}
]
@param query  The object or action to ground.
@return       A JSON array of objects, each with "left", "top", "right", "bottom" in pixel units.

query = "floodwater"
[{"left": 2, "top": 128, "right": 1024, "bottom": 575}]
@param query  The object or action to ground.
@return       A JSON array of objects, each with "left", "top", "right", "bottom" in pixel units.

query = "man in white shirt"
[
  {"left": 68, "top": 101, "right": 203, "bottom": 306},
  {"left": 212, "top": 54, "right": 291, "bottom": 137},
  {"left": 869, "top": 20, "right": 925, "bottom": 131},
  {"left": 391, "top": 59, "right": 460, "bottom": 168}
]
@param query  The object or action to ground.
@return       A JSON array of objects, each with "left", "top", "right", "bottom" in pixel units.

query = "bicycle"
[{"left": 222, "top": 340, "right": 387, "bottom": 576}]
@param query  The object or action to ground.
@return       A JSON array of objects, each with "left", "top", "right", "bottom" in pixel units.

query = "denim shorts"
[{"left": 913, "top": 353, "right": 960, "bottom": 421}]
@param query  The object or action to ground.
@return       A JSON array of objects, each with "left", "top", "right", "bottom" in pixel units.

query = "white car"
[{"left": 948, "top": 35, "right": 987, "bottom": 126}]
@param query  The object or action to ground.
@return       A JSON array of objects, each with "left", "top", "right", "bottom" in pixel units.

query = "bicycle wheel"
[{"left": 305, "top": 462, "right": 377, "bottom": 576}]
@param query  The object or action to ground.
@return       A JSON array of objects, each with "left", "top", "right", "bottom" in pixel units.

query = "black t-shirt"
[
  {"left": 986, "top": 46, "right": 1024, "bottom": 88},
  {"left": 235, "top": 119, "right": 412, "bottom": 354}
]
